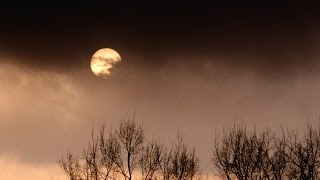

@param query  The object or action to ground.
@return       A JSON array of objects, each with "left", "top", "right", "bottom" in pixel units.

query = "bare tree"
[
  {"left": 159, "top": 146, "right": 173, "bottom": 180},
  {"left": 81, "top": 129, "right": 103, "bottom": 180},
  {"left": 258, "top": 131, "right": 287, "bottom": 180},
  {"left": 59, "top": 129, "right": 112, "bottom": 180},
  {"left": 58, "top": 151, "right": 81, "bottom": 180},
  {"left": 213, "top": 125, "right": 264, "bottom": 180},
  {"left": 99, "top": 127, "right": 120, "bottom": 180},
  {"left": 59, "top": 117, "right": 201, "bottom": 180},
  {"left": 213, "top": 123, "right": 320, "bottom": 180},
  {"left": 59, "top": 117, "right": 145, "bottom": 180},
  {"left": 283, "top": 124, "right": 320, "bottom": 179},
  {"left": 115, "top": 117, "right": 145, "bottom": 180},
  {"left": 159, "top": 136, "right": 201, "bottom": 180},
  {"left": 171, "top": 136, "right": 200, "bottom": 180},
  {"left": 139, "top": 139, "right": 163, "bottom": 180}
]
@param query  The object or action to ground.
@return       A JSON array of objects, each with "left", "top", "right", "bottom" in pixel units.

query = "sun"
[{"left": 90, "top": 48, "right": 121, "bottom": 78}]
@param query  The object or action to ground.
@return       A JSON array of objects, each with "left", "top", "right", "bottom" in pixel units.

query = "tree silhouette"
[
  {"left": 58, "top": 150, "right": 81, "bottom": 180},
  {"left": 213, "top": 125, "right": 264, "bottom": 180},
  {"left": 213, "top": 123, "right": 320, "bottom": 180},
  {"left": 59, "top": 117, "right": 201, "bottom": 180},
  {"left": 60, "top": 119, "right": 320, "bottom": 180},
  {"left": 139, "top": 139, "right": 162, "bottom": 180},
  {"left": 283, "top": 124, "right": 320, "bottom": 179},
  {"left": 258, "top": 131, "right": 287, "bottom": 180},
  {"left": 158, "top": 136, "right": 200, "bottom": 180},
  {"left": 170, "top": 136, "right": 200, "bottom": 180},
  {"left": 115, "top": 117, "right": 145, "bottom": 180}
]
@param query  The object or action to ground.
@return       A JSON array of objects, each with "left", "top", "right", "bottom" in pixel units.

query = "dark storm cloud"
[{"left": 0, "top": 1, "right": 319, "bottom": 75}]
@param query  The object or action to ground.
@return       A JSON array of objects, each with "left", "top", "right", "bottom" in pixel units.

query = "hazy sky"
[{"left": 1, "top": 2, "right": 320, "bottom": 179}]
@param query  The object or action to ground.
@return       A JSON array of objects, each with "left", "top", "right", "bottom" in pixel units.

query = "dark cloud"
[{"left": 0, "top": 2, "right": 319, "bottom": 74}]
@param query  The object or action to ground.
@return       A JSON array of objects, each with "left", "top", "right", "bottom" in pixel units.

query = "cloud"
[
  {"left": 0, "top": 155, "right": 64, "bottom": 180},
  {"left": 0, "top": 61, "right": 82, "bottom": 164},
  {"left": 2, "top": 53, "right": 320, "bottom": 178}
]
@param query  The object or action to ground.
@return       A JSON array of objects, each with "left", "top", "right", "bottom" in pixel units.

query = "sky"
[{"left": 1, "top": 1, "right": 320, "bottom": 179}]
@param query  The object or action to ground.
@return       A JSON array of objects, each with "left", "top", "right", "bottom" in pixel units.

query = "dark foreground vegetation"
[
  {"left": 59, "top": 117, "right": 200, "bottom": 180},
  {"left": 59, "top": 118, "right": 320, "bottom": 180}
]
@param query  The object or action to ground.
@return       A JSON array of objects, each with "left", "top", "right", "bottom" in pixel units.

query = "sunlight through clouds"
[{"left": 0, "top": 155, "right": 64, "bottom": 180}]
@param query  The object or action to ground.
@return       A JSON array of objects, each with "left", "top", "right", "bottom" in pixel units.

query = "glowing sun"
[{"left": 90, "top": 48, "right": 121, "bottom": 78}]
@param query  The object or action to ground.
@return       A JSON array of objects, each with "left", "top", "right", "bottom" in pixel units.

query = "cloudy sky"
[{"left": 1, "top": 2, "right": 320, "bottom": 179}]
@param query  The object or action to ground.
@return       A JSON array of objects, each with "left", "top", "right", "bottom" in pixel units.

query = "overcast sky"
[{"left": 1, "top": 2, "right": 320, "bottom": 179}]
